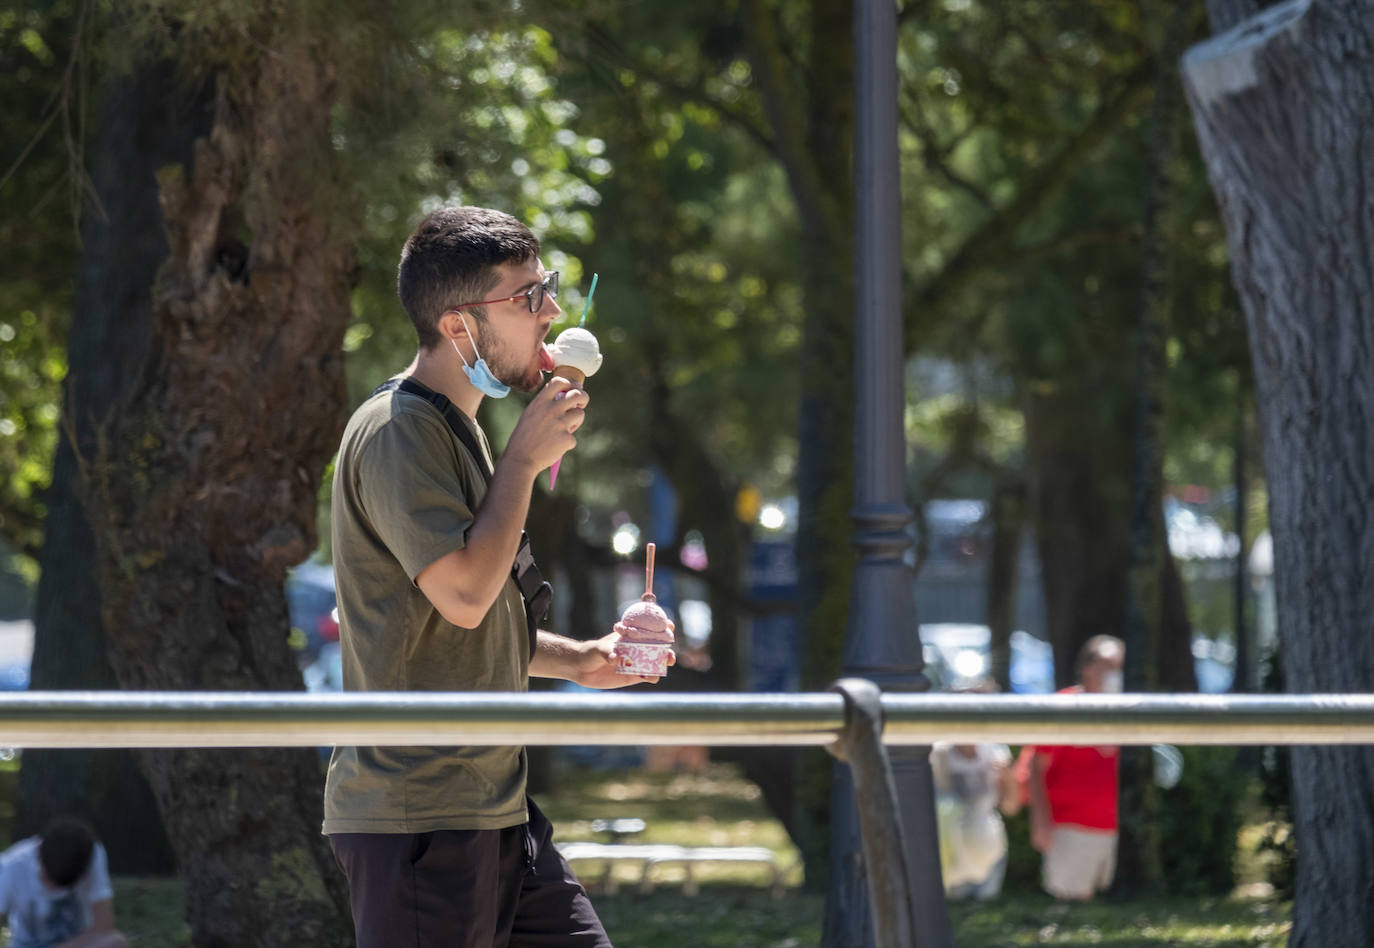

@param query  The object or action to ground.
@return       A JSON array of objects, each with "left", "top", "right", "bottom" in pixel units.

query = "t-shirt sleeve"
[
  {"left": 355, "top": 411, "right": 478, "bottom": 581},
  {"left": 78, "top": 843, "right": 113, "bottom": 904}
]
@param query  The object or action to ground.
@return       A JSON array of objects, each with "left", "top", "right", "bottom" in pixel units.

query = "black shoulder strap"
[
  {"left": 375, "top": 377, "right": 492, "bottom": 483},
  {"left": 373, "top": 376, "right": 552, "bottom": 649}
]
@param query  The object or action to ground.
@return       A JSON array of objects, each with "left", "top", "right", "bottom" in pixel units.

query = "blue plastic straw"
[{"left": 579, "top": 273, "right": 599, "bottom": 327}]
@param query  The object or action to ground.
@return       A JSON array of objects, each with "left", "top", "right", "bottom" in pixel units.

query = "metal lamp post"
[{"left": 822, "top": 0, "right": 954, "bottom": 945}]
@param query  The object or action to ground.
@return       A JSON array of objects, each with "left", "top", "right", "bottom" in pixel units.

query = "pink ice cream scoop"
[{"left": 613, "top": 544, "right": 674, "bottom": 677}]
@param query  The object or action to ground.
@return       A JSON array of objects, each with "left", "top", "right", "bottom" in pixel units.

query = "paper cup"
[{"left": 613, "top": 641, "right": 673, "bottom": 677}]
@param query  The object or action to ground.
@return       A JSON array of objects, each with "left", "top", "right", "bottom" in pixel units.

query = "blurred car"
[
  {"left": 303, "top": 640, "right": 343, "bottom": 693},
  {"left": 921, "top": 622, "right": 1237, "bottom": 694},
  {"left": 0, "top": 620, "right": 32, "bottom": 691},
  {"left": 285, "top": 561, "right": 338, "bottom": 668},
  {"left": 1192, "top": 637, "right": 1236, "bottom": 693},
  {"left": 919, "top": 623, "right": 1055, "bottom": 694}
]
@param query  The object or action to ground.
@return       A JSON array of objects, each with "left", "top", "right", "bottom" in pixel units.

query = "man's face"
[
  {"left": 1081, "top": 646, "right": 1125, "bottom": 693},
  {"left": 471, "top": 258, "right": 561, "bottom": 393}
]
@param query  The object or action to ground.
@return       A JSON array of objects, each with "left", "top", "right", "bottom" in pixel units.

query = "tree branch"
[
  {"left": 907, "top": 54, "right": 1157, "bottom": 347},
  {"left": 899, "top": 97, "right": 994, "bottom": 211},
  {"left": 740, "top": 0, "right": 830, "bottom": 232},
  {"left": 1008, "top": 224, "right": 1142, "bottom": 263},
  {"left": 575, "top": 23, "right": 777, "bottom": 156}
]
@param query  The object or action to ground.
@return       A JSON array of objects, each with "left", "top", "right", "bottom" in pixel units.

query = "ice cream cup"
[{"left": 613, "top": 641, "right": 673, "bottom": 677}]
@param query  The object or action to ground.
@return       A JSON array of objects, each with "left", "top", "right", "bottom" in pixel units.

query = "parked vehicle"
[
  {"left": 919, "top": 623, "right": 1055, "bottom": 694},
  {"left": 0, "top": 620, "right": 32, "bottom": 691},
  {"left": 285, "top": 561, "right": 338, "bottom": 668},
  {"left": 920, "top": 622, "right": 1236, "bottom": 694}
]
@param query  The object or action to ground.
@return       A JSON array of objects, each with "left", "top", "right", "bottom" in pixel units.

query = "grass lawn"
[{"left": 14, "top": 760, "right": 1292, "bottom": 947}]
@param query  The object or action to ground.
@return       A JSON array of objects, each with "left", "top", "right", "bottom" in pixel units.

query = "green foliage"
[
  {"left": 538, "top": 4, "right": 805, "bottom": 507},
  {"left": 0, "top": 2, "right": 81, "bottom": 562},
  {"left": 0, "top": 308, "right": 64, "bottom": 556},
  {"left": 893, "top": 0, "right": 1247, "bottom": 508},
  {"left": 1001, "top": 800, "right": 1043, "bottom": 893},
  {"left": 1157, "top": 746, "right": 1245, "bottom": 896},
  {"left": 335, "top": 25, "right": 605, "bottom": 393}
]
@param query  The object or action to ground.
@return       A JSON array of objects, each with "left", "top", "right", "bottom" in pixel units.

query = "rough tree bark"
[
  {"left": 13, "top": 60, "right": 189, "bottom": 875},
  {"left": 1183, "top": 2, "right": 1374, "bottom": 943},
  {"left": 77, "top": 33, "right": 354, "bottom": 947}
]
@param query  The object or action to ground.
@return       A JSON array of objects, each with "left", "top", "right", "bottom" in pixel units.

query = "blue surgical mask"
[{"left": 452, "top": 315, "right": 510, "bottom": 399}]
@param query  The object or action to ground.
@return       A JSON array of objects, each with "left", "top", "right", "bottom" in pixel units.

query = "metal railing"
[
  {"left": 3, "top": 688, "right": 1371, "bottom": 748},
  {"left": 8, "top": 685, "right": 1370, "bottom": 948}
]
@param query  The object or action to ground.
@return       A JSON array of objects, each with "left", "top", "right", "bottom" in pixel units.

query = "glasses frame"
[{"left": 449, "top": 271, "right": 559, "bottom": 315}]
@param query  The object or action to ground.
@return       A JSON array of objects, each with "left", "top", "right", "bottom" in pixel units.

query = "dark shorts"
[{"left": 330, "top": 797, "right": 611, "bottom": 948}]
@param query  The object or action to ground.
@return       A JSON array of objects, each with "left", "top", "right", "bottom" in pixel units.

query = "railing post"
[{"left": 827, "top": 679, "right": 918, "bottom": 948}]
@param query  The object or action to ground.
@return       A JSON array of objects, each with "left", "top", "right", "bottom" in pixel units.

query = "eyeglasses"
[{"left": 450, "top": 271, "right": 559, "bottom": 315}]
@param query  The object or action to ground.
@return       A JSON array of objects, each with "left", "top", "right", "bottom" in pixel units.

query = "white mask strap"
[{"left": 451, "top": 312, "right": 484, "bottom": 367}]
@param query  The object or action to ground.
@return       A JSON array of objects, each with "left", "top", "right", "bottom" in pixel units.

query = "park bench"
[{"left": 556, "top": 841, "right": 786, "bottom": 898}]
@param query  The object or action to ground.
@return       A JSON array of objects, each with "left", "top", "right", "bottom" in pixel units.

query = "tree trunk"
[
  {"left": 1023, "top": 386, "right": 1200, "bottom": 697},
  {"left": 1118, "top": 0, "right": 1188, "bottom": 893},
  {"left": 13, "top": 60, "right": 189, "bottom": 873},
  {"left": 1183, "top": 3, "right": 1374, "bottom": 943},
  {"left": 77, "top": 42, "right": 353, "bottom": 946},
  {"left": 741, "top": 0, "right": 858, "bottom": 896},
  {"left": 1024, "top": 391, "right": 1131, "bottom": 689},
  {"left": 1159, "top": 543, "right": 1199, "bottom": 693},
  {"left": 984, "top": 479, "right": 1025, "bottom": 693}
]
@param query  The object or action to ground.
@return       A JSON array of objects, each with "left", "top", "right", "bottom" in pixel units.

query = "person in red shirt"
[{"left": 1026, "top": 635, "right": 1124, "bottom": 900}]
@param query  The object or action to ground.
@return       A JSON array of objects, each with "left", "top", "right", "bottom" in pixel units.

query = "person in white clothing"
[
  {"left": 930, "top": 739, "right": 1022, "bottom": 899},
  {"left": 0, "top": 818, "right": 127, "bottom": 948}
]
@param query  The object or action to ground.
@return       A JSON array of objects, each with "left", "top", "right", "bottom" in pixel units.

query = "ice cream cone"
[
  {"left": 553, "top": 365, "right": 586, "bottom": 387},
  {"left": 546, "top": 325, "right": 602, "bottom": 490}
]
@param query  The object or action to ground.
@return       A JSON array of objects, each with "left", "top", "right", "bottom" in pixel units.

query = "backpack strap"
[{"left": 373, "top": 377, "right": 552, "bottom": 651}]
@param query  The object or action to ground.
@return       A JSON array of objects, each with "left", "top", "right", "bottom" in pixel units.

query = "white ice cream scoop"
[{"left": 547, "top": 327, "right": 603, "bottom": 384}]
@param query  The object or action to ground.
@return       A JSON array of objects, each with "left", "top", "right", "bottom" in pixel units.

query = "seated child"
[{"left": 0, "top": 817, "right": 127, "bottom": 948}]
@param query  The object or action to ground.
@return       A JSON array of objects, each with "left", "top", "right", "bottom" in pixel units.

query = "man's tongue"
[{"left": 539, "top": 343, "right": 556, "bottom": 372}]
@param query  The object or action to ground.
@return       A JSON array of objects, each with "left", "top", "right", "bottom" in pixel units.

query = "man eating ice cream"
[{"left": 323, "top": 205, "right": 673, "bottom": 947}]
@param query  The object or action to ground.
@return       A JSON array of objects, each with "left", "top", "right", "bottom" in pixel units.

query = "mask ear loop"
[{"left": 451, "top": 311, "right": 483, "bottom": 367}]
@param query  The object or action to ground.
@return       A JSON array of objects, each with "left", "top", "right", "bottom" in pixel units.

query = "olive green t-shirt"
[{"left": 322, "top": 386, "right": 530, "bottom": 834}]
